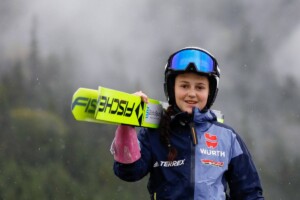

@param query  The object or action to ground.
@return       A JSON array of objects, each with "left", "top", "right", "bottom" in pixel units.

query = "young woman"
[{"left": 110, "top": 47, "right": 264, "bottom": 199}]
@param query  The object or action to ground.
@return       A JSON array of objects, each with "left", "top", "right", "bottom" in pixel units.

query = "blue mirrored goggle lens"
[{"left": 170, "top": 49, "right": 215, "bottom": 73}]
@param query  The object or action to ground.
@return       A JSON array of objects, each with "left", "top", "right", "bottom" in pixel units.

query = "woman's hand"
[{"left": 133, "top": 91, "right": 149, "bottom": 104}]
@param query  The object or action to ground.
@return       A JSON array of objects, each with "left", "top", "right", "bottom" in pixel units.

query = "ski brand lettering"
[
  {"left": 72, "top": 97, "right": 97, "bottom": 113},
  {"left": 97, "top": 95, "right": 135, "bottom": 117}
]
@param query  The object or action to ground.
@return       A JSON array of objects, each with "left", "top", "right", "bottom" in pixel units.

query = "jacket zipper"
[
  {"left": 189, "top": 122, "right": 197, "bottom": 199},
  {"left": 189, "top": 121, "right": 198, "bottom": 145}
]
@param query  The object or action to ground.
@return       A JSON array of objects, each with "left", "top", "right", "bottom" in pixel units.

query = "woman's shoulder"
[{"left": 211, "top": 120, "right": 240, "bottom": 137}]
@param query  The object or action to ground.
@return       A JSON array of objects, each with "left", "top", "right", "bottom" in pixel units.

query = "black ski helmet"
[{"left": 164, "top": 47, "right": 220, "bottom": 111}]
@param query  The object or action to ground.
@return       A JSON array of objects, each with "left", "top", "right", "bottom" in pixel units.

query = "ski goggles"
[{"left": 169, "top": 49, "right": 217, "bottom": 74}]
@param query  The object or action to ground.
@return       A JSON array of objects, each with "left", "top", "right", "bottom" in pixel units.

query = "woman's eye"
[
  {"left": 181, "top": 85, "right": 188, "bottom": 88},
  {"left": 196, "top": 86, "right": 205, "bottom": 90}
]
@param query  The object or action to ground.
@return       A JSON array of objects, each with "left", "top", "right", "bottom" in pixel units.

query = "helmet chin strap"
[
  {"left": 200, "top": 105, "right": 209, "bottom": 113},
  {"left": 172, "top": 104, "right": 182, "bottom": 114}
]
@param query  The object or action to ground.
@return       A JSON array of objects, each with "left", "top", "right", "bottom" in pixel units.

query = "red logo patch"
[
  {"left": 201, "top": 159, "right": 224, "bottom": 167},
  {"left": 204, "top": 133, "right": 218, "bottom": 149}
]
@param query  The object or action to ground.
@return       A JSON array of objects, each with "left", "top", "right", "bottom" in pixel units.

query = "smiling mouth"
[{"left": 185, "top": 100, "right": 198, "bottom": 105}]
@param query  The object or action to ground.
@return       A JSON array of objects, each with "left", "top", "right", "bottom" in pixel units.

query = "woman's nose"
[{"left": 187, "top": 89, "right": 196, "bottom": 97}]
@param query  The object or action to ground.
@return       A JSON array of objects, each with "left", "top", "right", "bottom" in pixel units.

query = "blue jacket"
[{"left": 114, "top": 109, "right": 264, "bottom": 200}]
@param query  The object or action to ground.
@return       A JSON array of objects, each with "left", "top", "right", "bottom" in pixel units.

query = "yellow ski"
[
  {"left": 71, "top": 88, "right": 106, "bottom": 124},
  {"left": 71, "top": 87, "right": 163, "bottom": 128}
]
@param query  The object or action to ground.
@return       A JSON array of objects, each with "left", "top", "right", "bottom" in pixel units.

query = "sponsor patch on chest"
[
  {"left": 201, "top": 159, "right": 224, "bottom": 167},
  {"left": 153, "top": 159, "right": 185, "bottom": 168},
  {"left": 199, "top": 132, "right": 226, "bottom": 167}
]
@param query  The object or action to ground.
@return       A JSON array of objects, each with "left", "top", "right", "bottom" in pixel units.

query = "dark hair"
[{"left": 159, "top": 106, "right": 178, "bottom": 161}]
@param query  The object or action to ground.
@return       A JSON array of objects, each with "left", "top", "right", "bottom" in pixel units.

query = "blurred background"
[{"left": 1, "top": 0, "right": 300, "bottom": 199}]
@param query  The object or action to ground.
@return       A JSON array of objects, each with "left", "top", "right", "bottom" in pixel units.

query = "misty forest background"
[{"left": 1, "top": 0, "right": 300, "bottom": 199}]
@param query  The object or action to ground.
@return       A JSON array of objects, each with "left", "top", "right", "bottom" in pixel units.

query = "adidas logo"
[{"left": 153, "top": 161, "right": 159, "bottom": 167}]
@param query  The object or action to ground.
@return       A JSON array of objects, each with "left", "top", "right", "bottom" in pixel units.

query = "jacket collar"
[
  {"left": 193, "top": 108, "right": 216, "bottom": 124},
  {"left": 171, "top": 107, "right": 216, "bottom": 129}
]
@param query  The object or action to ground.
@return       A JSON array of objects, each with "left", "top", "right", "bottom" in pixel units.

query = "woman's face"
[{"left": 174, "top": 73, "right": 209, "bottom": 113}]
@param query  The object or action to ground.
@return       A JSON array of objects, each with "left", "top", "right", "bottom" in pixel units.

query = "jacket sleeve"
[
  {"left": 113, "top": 128, "right": 152, "bottom": 182},
  {"left": 227, "top": 133, "right": 264, "bottom": 200}
]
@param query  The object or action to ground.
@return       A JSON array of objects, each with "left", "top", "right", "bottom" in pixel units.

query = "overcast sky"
[{"left": 1, "top": 0, "right": 300, "bottom": 93}]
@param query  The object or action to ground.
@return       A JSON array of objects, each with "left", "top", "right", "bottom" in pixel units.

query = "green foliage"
[
  {"left": 0, "top": 54, "right": 150, "bottom": 199},
  {"left": 0, "top": 161, "right": 83, "bottom": 200}
]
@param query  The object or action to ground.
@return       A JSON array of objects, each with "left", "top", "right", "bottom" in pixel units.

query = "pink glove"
[{"left": 110, "top": 125, "right": 141, "bottom": 164}]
